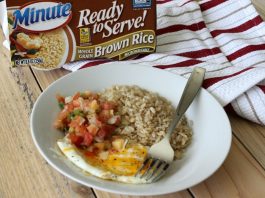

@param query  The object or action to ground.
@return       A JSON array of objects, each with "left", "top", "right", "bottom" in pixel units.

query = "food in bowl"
[{"left": 54, "top": 85, "right": 192, "bottom": 183}]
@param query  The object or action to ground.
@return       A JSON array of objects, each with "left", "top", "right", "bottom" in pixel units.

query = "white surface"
[
  {"left": 0, "top": 0, "right": 9, "bottom": 49},
  {"left": 30, "top": 64, "right": 232, "bottom": 196}
]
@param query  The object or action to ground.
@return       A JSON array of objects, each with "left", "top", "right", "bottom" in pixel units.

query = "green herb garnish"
[
  {"left": 73, "top": 109, "right": 83, "bottom": 116},
  {"left": 67, "top": 112, "right": 75, "bottom": 121},
  {"left": 58, "top": 102, "right": 64, "bottom": 109}
]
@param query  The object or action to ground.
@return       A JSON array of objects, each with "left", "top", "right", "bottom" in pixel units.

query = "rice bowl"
[{"left": 30, "top": 64, "right": 232, "bottom": 195}]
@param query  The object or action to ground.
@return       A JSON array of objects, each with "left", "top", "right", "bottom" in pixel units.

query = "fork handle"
[{"left": 165, "top": 67, "right": 206, "bottom": 139}]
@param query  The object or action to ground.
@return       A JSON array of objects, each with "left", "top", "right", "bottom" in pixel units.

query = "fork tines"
[{"left": 135, "top": 158, "right": 170, "bottom": 183}]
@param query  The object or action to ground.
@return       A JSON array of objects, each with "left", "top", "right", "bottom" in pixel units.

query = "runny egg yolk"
[{"left": 84, "top": 144, "right": 148, "bottom": 176}]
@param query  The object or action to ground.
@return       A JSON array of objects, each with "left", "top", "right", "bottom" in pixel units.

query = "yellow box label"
[{"left": 80, "top": 28, "right": 91, "bottom": 44}]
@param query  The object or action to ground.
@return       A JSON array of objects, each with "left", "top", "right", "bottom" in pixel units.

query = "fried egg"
[{"left": 57, "top": 138, "right": 149, "bottom": 184}]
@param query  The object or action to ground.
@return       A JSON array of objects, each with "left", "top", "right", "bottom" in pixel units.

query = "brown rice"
[{"left": 101, "top": 85, "right": 193, "bottom": 159}]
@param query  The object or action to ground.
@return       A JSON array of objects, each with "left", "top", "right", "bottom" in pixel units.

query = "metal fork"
[{"left": 135, "top": 67, "right": 206, "bottom": 183}]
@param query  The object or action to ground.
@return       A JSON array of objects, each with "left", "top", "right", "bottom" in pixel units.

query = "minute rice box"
[{"left": 5, "top": 0, "right": 156, "bottom": 70}]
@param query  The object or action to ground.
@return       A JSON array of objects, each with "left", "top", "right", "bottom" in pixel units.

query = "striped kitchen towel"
[{"left": 64, "top": 0, "right": 265, "bottom": 125}]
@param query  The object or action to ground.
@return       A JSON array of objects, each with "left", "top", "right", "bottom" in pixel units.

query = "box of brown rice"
[{"left": 5, "top": 0, "right": 156, "bottom": 70}]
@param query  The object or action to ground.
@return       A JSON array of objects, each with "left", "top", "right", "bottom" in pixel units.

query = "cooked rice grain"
[{"left": 101, "top": 85, "right": 192, "bottom": 159}]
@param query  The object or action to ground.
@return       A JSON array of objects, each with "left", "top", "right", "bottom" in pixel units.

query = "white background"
[{"left": 0, "top": 0, "right": 9, "bottom": 49}]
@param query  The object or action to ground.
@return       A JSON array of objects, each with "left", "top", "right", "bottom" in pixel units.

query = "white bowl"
[{"left": 30, "top": 64, "right": 232, "bottom": 196}]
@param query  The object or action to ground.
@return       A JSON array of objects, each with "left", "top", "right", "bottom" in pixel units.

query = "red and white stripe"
[{"left": 63, "top": 0, "right": 265, "bottom": 125}]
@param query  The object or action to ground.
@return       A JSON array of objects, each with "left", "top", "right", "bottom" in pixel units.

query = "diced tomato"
[
  {"left": 95, "top": 117, "right": 103, "bottom": 127},
  {"left": 68, "top": 133, "right": 83, "bottom": 147},
  {"left": 87, "top": 124, "right": 99, "bottom": 136},
  {"left": 69, "top": 116, "right": 85, "bottom": 129},
  {"left": 82, "top": 132, "right": 93, "bottom": 146},
  {"left": 56, "top": 94, "right": 65, "bottom": 103},
  {"left": 97, "top": 129, "right": 108, "bottom": 139},
  {"left": 98, "top": 110, "right": 112, "bottom": 123},
  {"left": 73, "top": 100, "right": 80, "bottom": 107},
  {"left": 53, "top": 119, "right": 64, "bottom": 130},
  {"left": 69, "top": 117, "right": 77, "bottom": 128},
  {"left": 101, "top": 101, "right": 116, "bottom": 110},
  {"left": 73, "top": 92, "right": 80, "bottom": 100},
  {"left": 84, "top": 151, "right": 95, "bottom": 157},
  {"left": 77, "top": 124, "right": 88, "bottom": 134},
  {"left": 69, "top": 120, "right": 76, "bottom": 128},
  {"left": 97, "top": 124, "right": 116, "bottom": 139},
  {"left": 114, "top": 116, "right": 121, "bottom": 125},
  {"left": 65, "top": 103, "right": 74, "bottom": 112},
  {"left": 102, "top": 124, "right": 116, "bottom": 134},
  {"left": 93, "top": 147, "right": 100, "bottom": 154},
  {"left": 58, "top": 109, "right": 69, "bottom": 120}
]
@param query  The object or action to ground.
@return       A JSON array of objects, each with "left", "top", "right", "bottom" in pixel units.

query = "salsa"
[{"left": 54, "top": 91, "right": 125, "bottom": 156}]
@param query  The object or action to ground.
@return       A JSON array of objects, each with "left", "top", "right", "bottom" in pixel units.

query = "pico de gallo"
[{"left": 54, "top": 91, "right": 127, "bottom": 157}]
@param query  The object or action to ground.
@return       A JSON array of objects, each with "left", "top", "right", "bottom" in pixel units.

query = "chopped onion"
[
  {"left": 88, "top": 115, "right": 97, "bottom": 125},
  {"left": 94, "top": 136, "right": 104, "bottom": 143},
  {"left": 64, "top": 96, "right": 72, "bottom": 104},
  {"left": 78, "top": 97, "right": 84, "bottom": 110},
  {"left": 123, "top": 139, "right": 129, "bottom": 150},
  {"left": 107, "top": 115, "right": 120, "bottom": 124},
  {"left": 79, "top": 117, "right": 86, "bottom": 125}
]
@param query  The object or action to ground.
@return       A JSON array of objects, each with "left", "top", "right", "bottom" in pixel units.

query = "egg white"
[{"left": 57, "top": 139, "right": 149, "bottom": 184}]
